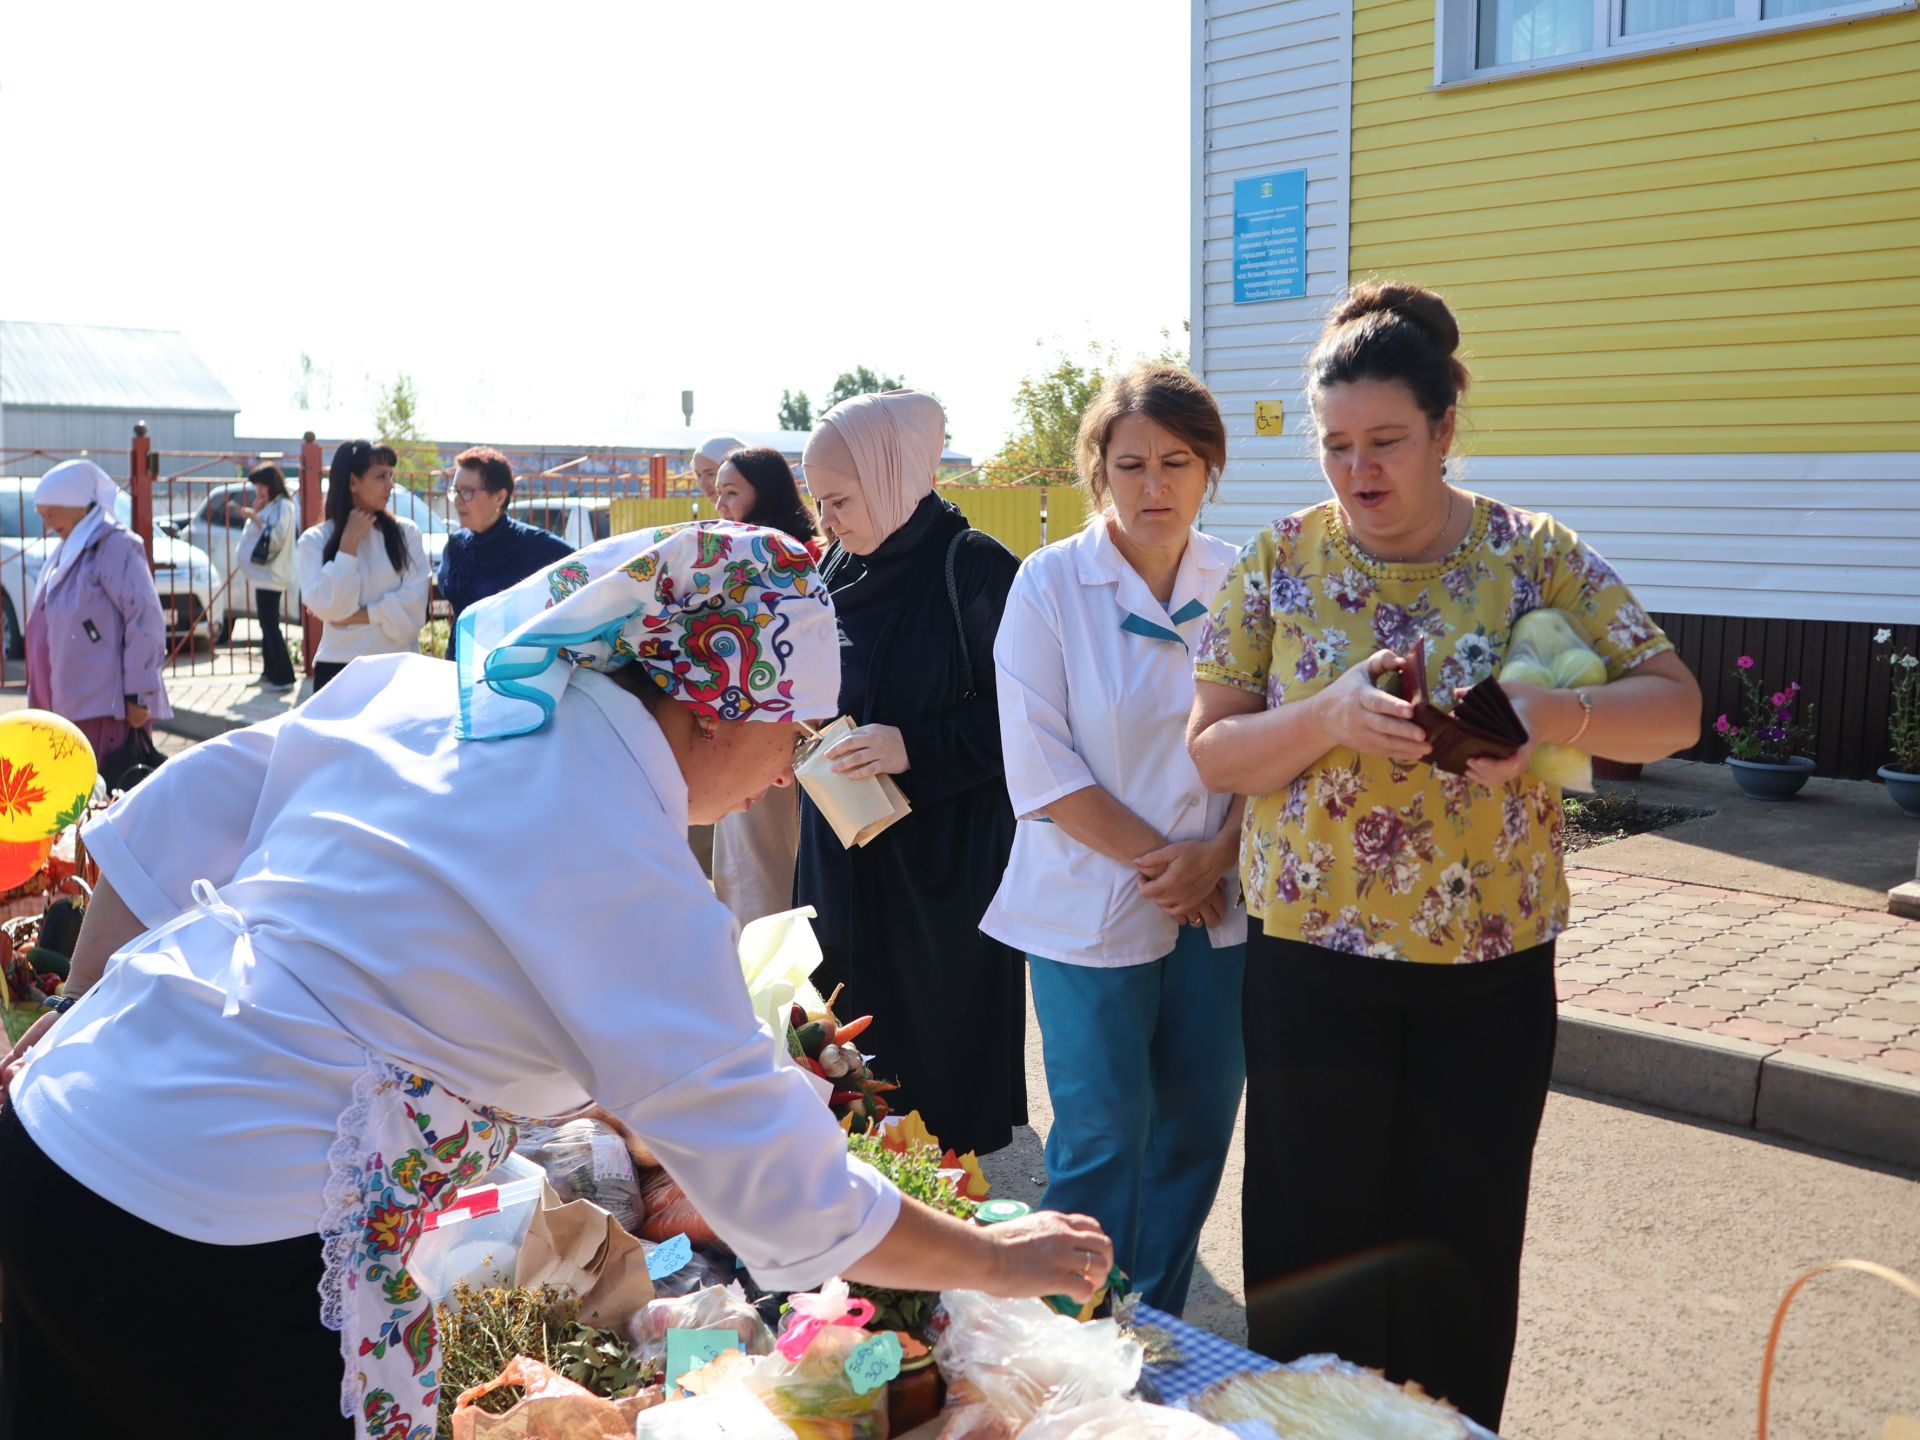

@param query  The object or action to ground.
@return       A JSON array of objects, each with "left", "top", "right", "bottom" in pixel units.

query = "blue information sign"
[{"left": 1233, "top": 170, "right": 1308, "bottom": 304}]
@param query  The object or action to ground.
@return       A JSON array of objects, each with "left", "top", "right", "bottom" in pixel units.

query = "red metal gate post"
[
  {"left": 649, "top": 454, "right": 666, "bottom": 500},
  {"left": 130, "top": 422, "right": 154, "bottom": 566},
  {"left": 299, "top": 431, "right": 323, "bottom": 678}
]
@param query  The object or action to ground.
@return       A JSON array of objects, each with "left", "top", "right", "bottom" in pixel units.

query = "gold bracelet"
[{"left": 1566, "top": 688, "right": 1595, "bottom": 748}]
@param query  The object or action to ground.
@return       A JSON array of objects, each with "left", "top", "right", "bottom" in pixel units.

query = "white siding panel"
[{"left": 1194, "top": 0, "right": 1352, "bottom": 554}]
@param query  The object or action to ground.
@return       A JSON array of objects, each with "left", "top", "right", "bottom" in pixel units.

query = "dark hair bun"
[{"left": 1330, "top": 282, "right": 1460, "bottom": 355}]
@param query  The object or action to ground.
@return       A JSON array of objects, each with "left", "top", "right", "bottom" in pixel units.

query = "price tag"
[
  {"left": 844, "top": 1330, "right": 902, "bottom": 1396},
  {"left": 588, "top": 1133, "right": 630, "bottom": 1183},
  {"left": 646, "top": 1232, "right": 693, "bottom": 1282},
  {"left": 665, "top": 1327, "right": 744, "bottom": 1390}
]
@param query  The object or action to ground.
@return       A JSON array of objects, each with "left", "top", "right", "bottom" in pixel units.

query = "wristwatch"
[{"left": 45, "top": 994, "right": 79, "bottom": 1014}]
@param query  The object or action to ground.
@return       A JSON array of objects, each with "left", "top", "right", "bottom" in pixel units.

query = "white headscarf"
[
  {"left": 695, "top": 435, "right": 746, "bottom": 468},
  {"left": 803, "top": 391, "right": 946, "bottom": 544},
  {"left": 34, "top": 459, "right": 120, "bottom": 598}
]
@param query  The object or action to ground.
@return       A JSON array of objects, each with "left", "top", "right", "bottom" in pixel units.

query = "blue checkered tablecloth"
[{"left": 1133, "top": 1303, "right": 1278, "bottom": 1403}]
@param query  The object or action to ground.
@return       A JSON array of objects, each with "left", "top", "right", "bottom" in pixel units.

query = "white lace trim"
[{"left": 316, "top": 1049, "right": 388, "bottom": 1423}]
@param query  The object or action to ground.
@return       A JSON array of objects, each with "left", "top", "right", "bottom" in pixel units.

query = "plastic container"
[{"left": 408, "top": 1176, "right": 545, "bottom": 1302}]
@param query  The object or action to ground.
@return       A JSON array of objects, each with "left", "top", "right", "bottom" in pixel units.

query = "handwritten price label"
[
  {"left": 645, "top": 1232, "right": 693, "bottom": 1282},
  {"left": 843, "top": 1330, "right": 902, "bottom": 1396},
  {"left": 665, "top": 1327, "right": 744, "bottom": 1390}
]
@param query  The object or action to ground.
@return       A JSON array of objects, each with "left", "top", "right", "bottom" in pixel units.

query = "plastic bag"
[
  {"left": 515, "top": 1118, "right": 644, "bottom": 1232},
  {"left": 1016, "top": 1397, "right": 1235, "bottom": 1438},
  {"left": 645, "top": 1240, "right": 738, "bottom": 1299},
  {"left": 449, "top": 1353, "right": 663, "bottom": 1439},
  {"left": 932, "top": 1290, "right": 1144, "bottom": 1436},
  {"left": 633, "top": 1387, "right": 798, "bottom": 1438},
  {"left": 747, "top": 1323, "right": 888, "bottom": 1440},
  {"left": 637, "top": 1165, "right": 724, "bottom": 1248},
  {"left": 1500, "top": 607, "right": 1604, "bottom": 793},
  {"left": 627, "top": 1282, "right": 774, "bottom": 1369},
  {"left": 409, "top": 1177, "right": 546, "bottom": 1302}
]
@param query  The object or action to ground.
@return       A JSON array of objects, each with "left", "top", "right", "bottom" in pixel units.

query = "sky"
[{"left": 0, "top": 2, "right": 1192, "bottom": 459}]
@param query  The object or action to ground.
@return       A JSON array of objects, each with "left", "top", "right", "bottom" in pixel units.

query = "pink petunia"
[
  {"left": 1714, "top": 714, "right": 1732, "bottom": 735},
  {"left": 1737, "top": 656, "right": 1755, "bottom": 670},
  {"left": 1771, "top": 692, "right": 1787, "bottom": 707}
]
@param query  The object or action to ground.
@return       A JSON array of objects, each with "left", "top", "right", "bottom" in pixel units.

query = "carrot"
[
  {"left": 833, "top": 1015, "right": 874, "bottom": 1045},
  {"left": 866, "top": 1081, "right": 901, "bottom": 1094}
]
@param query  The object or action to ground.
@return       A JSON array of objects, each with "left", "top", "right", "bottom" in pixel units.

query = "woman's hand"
[
  {"left": 1314, "top": 649, "right": 1430, "bottom": 764},
  {"left": 1463, "top": 682, "right": 1573, "bottom": 789},
  {"left": 338, "top": 509, "right": 378, "bottom": 557},
  {"left": 125, "top": 699, "right": 151, "bottom": 729},
  {"left": 0, "top": 1011, "right": 59, "bottom": 1100},
  {"left": 236, "top": 505, "right": 257, "bottom": 523},
  {"left": 828, "top": 724, "right": 909, "bottom": 778},
  {"left": 1134, "top": 839, "right": 1231, "bottom": 918},
  {"left": 983, "top": 1210, "right": 1115, "bottom": 1305}
]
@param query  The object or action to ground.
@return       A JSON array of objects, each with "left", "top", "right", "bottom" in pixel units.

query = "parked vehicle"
[
  {"left": 167, "top": 481, "right": 450, "bottom": 622},
  {"left": 507, "top": 497, "right": 610, "bottom": 550},
  {"left": 0, "top": 479, "right": 221, "bottom": 660}
]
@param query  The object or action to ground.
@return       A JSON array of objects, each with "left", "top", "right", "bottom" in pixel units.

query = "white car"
[
  {"left": 0, "top": 479, "right": 221, "bottom": 660},
  {"left": 507, "top": 497, "right": 610, "bottom": 550},
  {"left": 169, "top": 480, "right": 451, "bottom": 622}
]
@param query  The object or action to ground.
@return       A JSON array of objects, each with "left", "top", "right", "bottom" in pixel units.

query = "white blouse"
[
  {"left": 983, "top": 519, "right": 1248, "bottom": 967},
  {"left": 295, "top": 516, "right": 430, "bottom": 664},
  {"left": 12, "top": 654, "right": 897, "bottom": 1289}
]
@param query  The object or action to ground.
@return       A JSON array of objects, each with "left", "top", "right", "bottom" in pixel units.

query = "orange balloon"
[{"left": 0, "top": 836, "right": 52, "bottom": 892}]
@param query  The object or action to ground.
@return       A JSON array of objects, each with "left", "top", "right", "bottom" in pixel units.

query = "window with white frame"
[{"left": 1436, "top": 0, "right": 1912, "bottom": 83}]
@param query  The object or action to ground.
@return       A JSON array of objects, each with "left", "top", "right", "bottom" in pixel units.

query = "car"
[
  {"left": 507, "top": 497, "right": 609, "bottom": 550},
  {"left": 0, "top": 479, "right": 221, "bottom": 661},
  {"left": 169, "top": 480, "right": 451, "bottom": 622}
]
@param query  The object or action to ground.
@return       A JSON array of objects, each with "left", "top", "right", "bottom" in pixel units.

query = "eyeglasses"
[{"left": 447, "top": 484, "right": 486, "bottom": 502}]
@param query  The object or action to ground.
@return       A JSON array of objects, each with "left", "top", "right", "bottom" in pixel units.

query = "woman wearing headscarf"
[
  {"left": 692, "top": 433, "right": 745, "bottom": 506},
  {"left": 296, "top": 440, "right": 429, "bottom": 689},
  {"left": 436, "top": 446, "right": 574, "bottom": 660},
  {"left": 0, "top": 522, "right": 1111, "bottom": 1440},
  {"left": 25, "top": 458, "right": 173, "bottom": 767},
  {"left": 709, "top": 446, "right": 826, "bottom": 928},
  {"left": 794, "top": 391, "right": 1027, "bottom": 1157}
]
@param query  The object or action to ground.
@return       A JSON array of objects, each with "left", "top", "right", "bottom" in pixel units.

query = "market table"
[{"left": 896, "top": 1303, "right": 1500, "bottom": 1438}]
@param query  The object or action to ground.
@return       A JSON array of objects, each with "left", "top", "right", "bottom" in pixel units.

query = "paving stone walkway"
[{"left": 1560, "top": 866, "right": 1920, "bottom": 1080}]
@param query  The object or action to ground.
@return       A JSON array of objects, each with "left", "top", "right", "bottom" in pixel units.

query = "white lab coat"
[
  {"left": 295, "top": 517, "right": 430, "bottom": 664},
  {"left": 983, "top": 519, "right": 1247, "bottom": 967},
  {"left": 13, "top": 654, "right": 897, "bottom": 1288}
]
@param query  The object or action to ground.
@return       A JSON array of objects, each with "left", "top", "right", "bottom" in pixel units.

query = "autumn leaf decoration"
[{"left": 0, "top": 760, "right": 47, "bottom": 821}]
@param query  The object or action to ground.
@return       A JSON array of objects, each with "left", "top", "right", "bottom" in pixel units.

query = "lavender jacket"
[{"left": 26, "top": 520, "right": 174, "bottom": 725}]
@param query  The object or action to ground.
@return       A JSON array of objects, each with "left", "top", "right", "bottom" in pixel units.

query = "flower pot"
[
  {"left": 1879, "top": 766, "right": 1920, "bottom": 819},
  {"left": 1726, "top": 755, "right": 1815, "bottom": 801}
]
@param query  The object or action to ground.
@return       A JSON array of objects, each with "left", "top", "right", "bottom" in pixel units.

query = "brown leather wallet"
[{"left": 1387, "top": 639, "right": 1529, "bottom": 775}]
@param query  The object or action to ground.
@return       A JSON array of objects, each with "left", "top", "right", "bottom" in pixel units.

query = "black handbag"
[
  {"left": 100, "top": 727, "right": 166, "bottom": 794},
  {"left": 250, "top": 512, "right": 275, "bottom": 567}
]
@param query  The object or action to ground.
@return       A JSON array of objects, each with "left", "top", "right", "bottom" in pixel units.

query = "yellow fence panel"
[
  {"left": 610, "top": 497, "right": 702, "bottom": 535},
  {"left": 938, "top": 485, "right": 1046, "bottom": 558}
]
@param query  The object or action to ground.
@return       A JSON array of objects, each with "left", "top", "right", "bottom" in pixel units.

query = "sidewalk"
[{"left": 92, "top": 677, "right": 1920, "bottom": 1169}]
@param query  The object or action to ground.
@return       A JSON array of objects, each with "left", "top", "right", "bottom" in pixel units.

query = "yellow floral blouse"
[{"left": 1196, "top": 495, "right": 1672, "bottom": 965}]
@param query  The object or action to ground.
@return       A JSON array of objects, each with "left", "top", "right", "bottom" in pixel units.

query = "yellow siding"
[
  {"left": 939, "top": 485, "right": 1047, "bottom": 557},
  {"left": 608, "top": 497, "right": 701, "bottom": 535},
  {"left": 1349, "top": 2, "right": 1920, "bottom": 454}
]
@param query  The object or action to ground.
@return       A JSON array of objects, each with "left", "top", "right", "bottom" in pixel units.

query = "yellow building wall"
[
  {"left": 609, "top": 497, "right": 702, "bottom": 535},
  {"left": 1349, "top": 1, "right": 1920, "bottom": 453},
  {"left": 615, "top": 487, "right": 1090, "bottom": 557}
]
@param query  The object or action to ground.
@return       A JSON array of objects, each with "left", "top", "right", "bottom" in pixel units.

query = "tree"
[
  {"left": 777, "top": 389, "right": 814, "bottom": 431},
  {"left": 823, "top": 366, "right": 907, "bottom": 411},
  {"left": 373, "top": 373, "right": 439, "bottom": 490},
  {"left": 990, "top": 346, "right": 1111, "bottom": 478}
]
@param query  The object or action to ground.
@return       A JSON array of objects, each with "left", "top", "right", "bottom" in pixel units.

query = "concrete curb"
[
  {"left": 1557, "top": 1003, "right": 1920, "bottom": 1171},
  {"left": 156, "top": 709, "right": 232, "bottom": 744}
]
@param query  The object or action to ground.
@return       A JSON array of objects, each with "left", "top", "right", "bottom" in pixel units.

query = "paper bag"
[
  {"left": 794, "top": 717, "right": 912, "bottom": 848},
  {"left": 514, "top": 1190, "right": 655, "bottom": 1330}
]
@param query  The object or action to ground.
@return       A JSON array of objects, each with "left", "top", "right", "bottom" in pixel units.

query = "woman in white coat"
[
  {"left": 984, "top": 365, "right": 1246, "bottom": 1316},
  {"left": 236, "top": 462, "right": 300, "bottom": 690},
  {"left": 295, "top": 440, "right": 429, "bottom": 689},
  {"left": 0, "top": 522, "right": 1111, "bottom": 1440}
]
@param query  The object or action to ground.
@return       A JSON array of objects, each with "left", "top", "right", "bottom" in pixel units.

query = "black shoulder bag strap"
[{"left": 944, "top": 531, "right": 978, "bottom": 701}]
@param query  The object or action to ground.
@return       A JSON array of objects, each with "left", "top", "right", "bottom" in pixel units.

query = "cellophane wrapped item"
[
  {"left": 515, "top": 1117, "right": 644, "bottom": 1232},
  {"left": 449, "top": 1353, "right": 662, "bottom": 1440},
  {"left": 627, "top": 1282, "right": 774, "bottom": 1369},
  {"left": 932, "top": 1290, "right": 1144, "bottom": 1438},
  {"left": 1017, "top": 1396, "right": 1235, "bottom": 1438},
  {"left": 1499, "top": 607, "right": 1605, "bottom": 793},
  {"left": 747, "top": 1324, "right": 888, "bottom": 1440}
]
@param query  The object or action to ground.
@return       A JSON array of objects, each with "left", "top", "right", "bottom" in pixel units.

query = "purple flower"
[
  {"left": 1737, "top": 656, "right": 1755, "bottom": 670},
  {"left": 1325, "top": 918, "right": 1370, "bottom": 955},
  {"left": 1271, "top": 574, "right": 1314, "bottom": 615},
  {"left": 1714, "top": 714, "right": 1732, "bottom": 735},
  {"left": 1788, "top": 681, "right": 1802, "bottom": 696},
  {"left": 1295, "top": 648, "right": 1319, "bottom": 684}
]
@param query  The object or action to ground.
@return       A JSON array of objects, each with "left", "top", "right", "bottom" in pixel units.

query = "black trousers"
[
  {"left": 0, "top": 1103, "right": 349, "bottom": 1439},
  {"left": 311, "top": 660, "right": 349, "bottom": 691},
  {"left": 1240, "top": 931, "right": 1557, "bottom": 1430},
  {"left": 256, "top": 587, "right": 297, "bottom": 687}
]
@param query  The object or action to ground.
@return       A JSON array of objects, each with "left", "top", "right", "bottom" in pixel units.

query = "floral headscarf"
[{"left": 455, "top": 521, "right": 838, "bottom": 740}]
